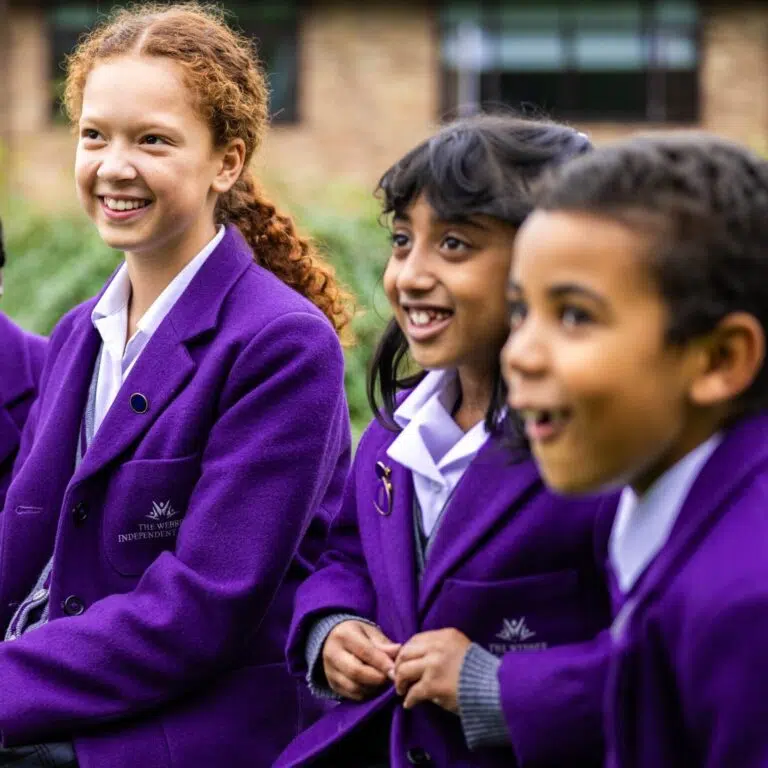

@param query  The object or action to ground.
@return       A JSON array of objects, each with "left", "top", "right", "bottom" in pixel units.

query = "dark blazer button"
[
  {"left": 130, "top": 393, "right": 149, "bottom": 413},
  {"left": 62, "top": 595, "right": 85, "bottom": 616},
  {"left": 72, "top": 502, "right": 88, "bottom": 525},
  {"left": 406, "top": 747, "right": 432, "bottom": 765}
]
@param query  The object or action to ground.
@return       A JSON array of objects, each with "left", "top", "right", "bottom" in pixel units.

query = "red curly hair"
[{"left": 64, "top": 2, "right": 353, "bottom": 339}]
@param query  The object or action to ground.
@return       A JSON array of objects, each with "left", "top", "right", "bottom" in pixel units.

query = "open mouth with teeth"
[
  {"left": 403, "top": 305, "right": 454, "bottom": 330},
  {"left": 519, "top": 407, "right": 572, "bottom": 442},
  {"left": 100, "top": 196, "right": 153, "bottom": 213}
]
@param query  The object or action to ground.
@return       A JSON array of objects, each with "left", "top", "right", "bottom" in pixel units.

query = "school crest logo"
[
  {"left": 489, "top": 617, "right": 547, "bottom": 655},
  {"left": 117, "top": 500, "right": 183, "bottom": 543},
  {"left": 146, "top": 500, "right": 180, "bottom": 522},
  {"left": 496, "top": 617, "right": 536, "bottom": 643}
]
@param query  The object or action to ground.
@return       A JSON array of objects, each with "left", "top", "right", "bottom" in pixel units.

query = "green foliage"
[{"left": 0, "top": 200, "right": 392, "bottom": 440}]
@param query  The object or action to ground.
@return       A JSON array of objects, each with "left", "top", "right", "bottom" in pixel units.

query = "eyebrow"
[
  {"left": 79, "top": 115, "right": 181, "bottom": 134},
  {"left": 392, "top": 212, "right": 490, "bottom": 231},
  {"left": 548, "top": 282, "right": 610, "bottom": 309},
  {"left": 506, "top": 280, "right": 610, "bottom": 309}
]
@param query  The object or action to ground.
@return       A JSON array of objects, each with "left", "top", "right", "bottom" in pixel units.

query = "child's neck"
[
  {"left": 630, "top": 409, "right": 729, "bottom": 496},
  {"left": 453, "top": 365, "right": 493, "bottom": 433},
  {"left": 123, "top": 224, "right": 217, "bottom": 339}
]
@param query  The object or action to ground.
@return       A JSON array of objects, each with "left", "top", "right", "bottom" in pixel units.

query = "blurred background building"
[
  {"left": 1, "top": 0, "right": 767, "bottom": 209},
  {"left": 1, "top": 0, "right": 767, "bottom": 436}
]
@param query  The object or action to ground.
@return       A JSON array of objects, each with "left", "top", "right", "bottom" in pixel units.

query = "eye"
[
  {"left": 141, "top": 134, "right": 167, "bottom": 146},
  {"left": 560, "top": 305, "right": 594, "bottom": 329},
  {"left": 441, "top": 235, "right": 470, "bottom": 253},
  {"left": 80, "top": 128, "right": 102, "bottom": 141},
  {"left": 390, "top": 231, "right": 410, "bottom": 250},
  {"left": 507, "top": 299, "right": 527, "bottom": 330}
]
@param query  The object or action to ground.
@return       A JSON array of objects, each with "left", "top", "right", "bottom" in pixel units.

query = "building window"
[
  {"left": 49, "top": 1, "right": 299, "bottom": 124},
  {"left": 440, "top": 0, "right": 699, "bottom": 123}
]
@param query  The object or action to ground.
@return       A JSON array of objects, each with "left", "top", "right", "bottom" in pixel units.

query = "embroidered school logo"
[
  {"left": 496, "top": 617, "right": 536, "bottom": 643},
  {"left": 489, "top": 617, "right": 547, "bottom": 655},
  {"left": 146, "top": 500, "right": 179, "bottom": 522},
  {"left": 117, "top": 500, "right": 183, "bottom": 544}
]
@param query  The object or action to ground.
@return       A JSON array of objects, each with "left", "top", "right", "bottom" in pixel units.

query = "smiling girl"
[
  {"left": 277, "top": 115, "right": 616, "bottom": 768},
  {"left": 0, "top": 4, "right": 351, "bottom": 767}
]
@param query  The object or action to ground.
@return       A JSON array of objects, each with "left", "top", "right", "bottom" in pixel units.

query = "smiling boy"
[{"left": 502, "top": 134, "right": 768, "bottom": 767}]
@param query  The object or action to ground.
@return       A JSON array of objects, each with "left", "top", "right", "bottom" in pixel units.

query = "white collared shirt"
[
  {"left": 609, "top": 434, "right": 722, "bottom": 594},
  {"left": 90, "top": 226, "right": 225, "bottom": 435},
  {"left": 387, "top": 369, "right": 489, "bottom": 537}
]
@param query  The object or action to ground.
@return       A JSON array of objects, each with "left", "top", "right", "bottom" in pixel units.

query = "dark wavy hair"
[
  {"left": 368, "top": 114, "right": 592, "bottom": 432},
  {"left": 531, "top": 132, "right": 768, "bottom": 416}
]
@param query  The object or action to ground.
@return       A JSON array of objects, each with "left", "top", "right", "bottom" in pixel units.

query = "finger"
[
  {"left": 361, "top": 625, "right": 402, "bottom": 658},
  {"left": 395, "top": 633, "right": 434, "bottom": 664},
  {"left": 393, "top": 658, "right": 426, "bottom": 696},
  {"left": 343, "top": 631, "right": 397, "bottom": 677},
  {"left": 403, "top": 679, "right": 433, "bottom": 710},
  {"left": 331, "top": 649, "right": 389, "bottom": 687},
  {"left": 327, "top": 671, "right": 371, "bottom": 701}
]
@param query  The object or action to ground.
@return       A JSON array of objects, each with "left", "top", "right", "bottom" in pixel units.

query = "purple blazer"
[
  {"left": 279, "top": 415, "right": 616, "bottom": 767},
  {"left": 0, "top": 226, "right": 350, "bottom": 768},
  {"left": 0, "top": 312, "right": 45, "bottom": 508},
  {"left": 606, "top": 412, "right": 768, "bottom": 768}
]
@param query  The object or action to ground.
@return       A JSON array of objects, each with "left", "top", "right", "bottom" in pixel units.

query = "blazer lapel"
[
  {"left": 373, "top": 440, "right": 420, "bottom": 641},
  {"left": 627, "top": 414, "right": 768, "bottom": 612},
  {"left": 418, "top": 441, "right": 540, "bottom": 615},
  {"left": 75, "top": 225, "right": 253, "bottom": 484},
  {"left": 73, "top": 322, "right": 195, "bottom": 484}
]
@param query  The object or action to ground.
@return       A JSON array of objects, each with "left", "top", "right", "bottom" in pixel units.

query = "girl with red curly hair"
[{"left": 0, "top": 4, "right": 351, "bottom": 767}]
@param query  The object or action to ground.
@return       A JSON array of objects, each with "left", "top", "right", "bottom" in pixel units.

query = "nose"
[
  {"left": 95, "top": 142, "right": 138, "bottom": 183},
  {"left": 395, "top": 242, "right": 436, "bottom": 295},
  {"left": 501, "top": 317, "right": 549, "bottom": 389}
]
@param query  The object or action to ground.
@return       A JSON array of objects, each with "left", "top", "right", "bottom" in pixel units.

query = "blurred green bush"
[{"left": 1, "top": 199, "right": 392, "bottom": 440}]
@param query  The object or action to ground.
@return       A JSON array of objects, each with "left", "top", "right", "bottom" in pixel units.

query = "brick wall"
[{"left": 1, "top": 2, "right": 767, "bottom": 211}]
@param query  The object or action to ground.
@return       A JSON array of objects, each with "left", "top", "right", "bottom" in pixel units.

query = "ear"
[
  {"left": 689, "top": 313, "right": 765, "bottom": 407},
  {"left": 211, "top": 138, "right": 246, "bottom": 195}
]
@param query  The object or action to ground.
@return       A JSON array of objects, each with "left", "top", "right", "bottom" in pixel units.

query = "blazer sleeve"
[
  {"left": 285, "top": 428, "right": 379, "bottom": 679},
  {"left": 498, "top": 495, "right": 615, "bottom": 765},
  {"left": 499, "top": 631, "right": 611, "bottom": 766},
  {"left": 0, "top": 312, "right": 349, "bottom": 745}
]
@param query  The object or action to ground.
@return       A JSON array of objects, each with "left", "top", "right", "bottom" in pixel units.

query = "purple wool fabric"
[
  {"left": 278, "top": 414, "right": 617, "bottom": 768},
  {"left": 0, "top": 312, "right": 45, "bottom": 509},
  {"left": 0, "top": 226, "right": 350, "bottom": 768},
  {"left": 606, "top": 411, "right": 768, "bottom": 768}
]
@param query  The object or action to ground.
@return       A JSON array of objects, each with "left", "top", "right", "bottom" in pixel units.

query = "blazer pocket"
[
  {"left": 102, "top": 454, "right": 200, "bottom": 577},
  {"left": 434, "top": 570, "right": 592, "bottom": 654}
]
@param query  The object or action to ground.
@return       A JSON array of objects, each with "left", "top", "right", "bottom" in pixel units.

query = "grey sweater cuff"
[
  {"left": 305, "top": 613, "right": 376, "bottom": 700},
  {"left": 458, "top": 643, "right": 509, "bottom": 750}
]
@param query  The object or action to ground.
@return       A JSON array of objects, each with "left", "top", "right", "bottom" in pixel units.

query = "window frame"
[
  {"left": 438, "top": 0, "right": 701, "bottom": 124},
  {"left": 46, "top": 0, "right": 301, "bottom": 125}
]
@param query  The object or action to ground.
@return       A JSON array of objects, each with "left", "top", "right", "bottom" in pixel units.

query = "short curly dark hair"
[{"left": 534, "top": 133, "right": 768, "bottom": 414}]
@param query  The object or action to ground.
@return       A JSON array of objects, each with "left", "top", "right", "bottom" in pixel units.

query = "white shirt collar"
[
  {"left": 609, "top": 434, "right": 722, "bottom": 594},
  {"left": 91, "top": 226, "right": 225, "bottom": 357},
  {"left": 387, "top": 370, "right": 489, "bottom": 484}
]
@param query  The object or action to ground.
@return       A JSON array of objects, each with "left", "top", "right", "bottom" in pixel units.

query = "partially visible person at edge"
[
  {"left": 277, "top": 114, "right": 617, "bottom": 768},
  {"left": 502, "top": 133, "right": 768, "bottom": 767},
  {"left": 0, "top": 218, "right": 46, "bottom": 511},
  {"left": 0, "top": 4, "right": 351, "bottom": 767}
]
